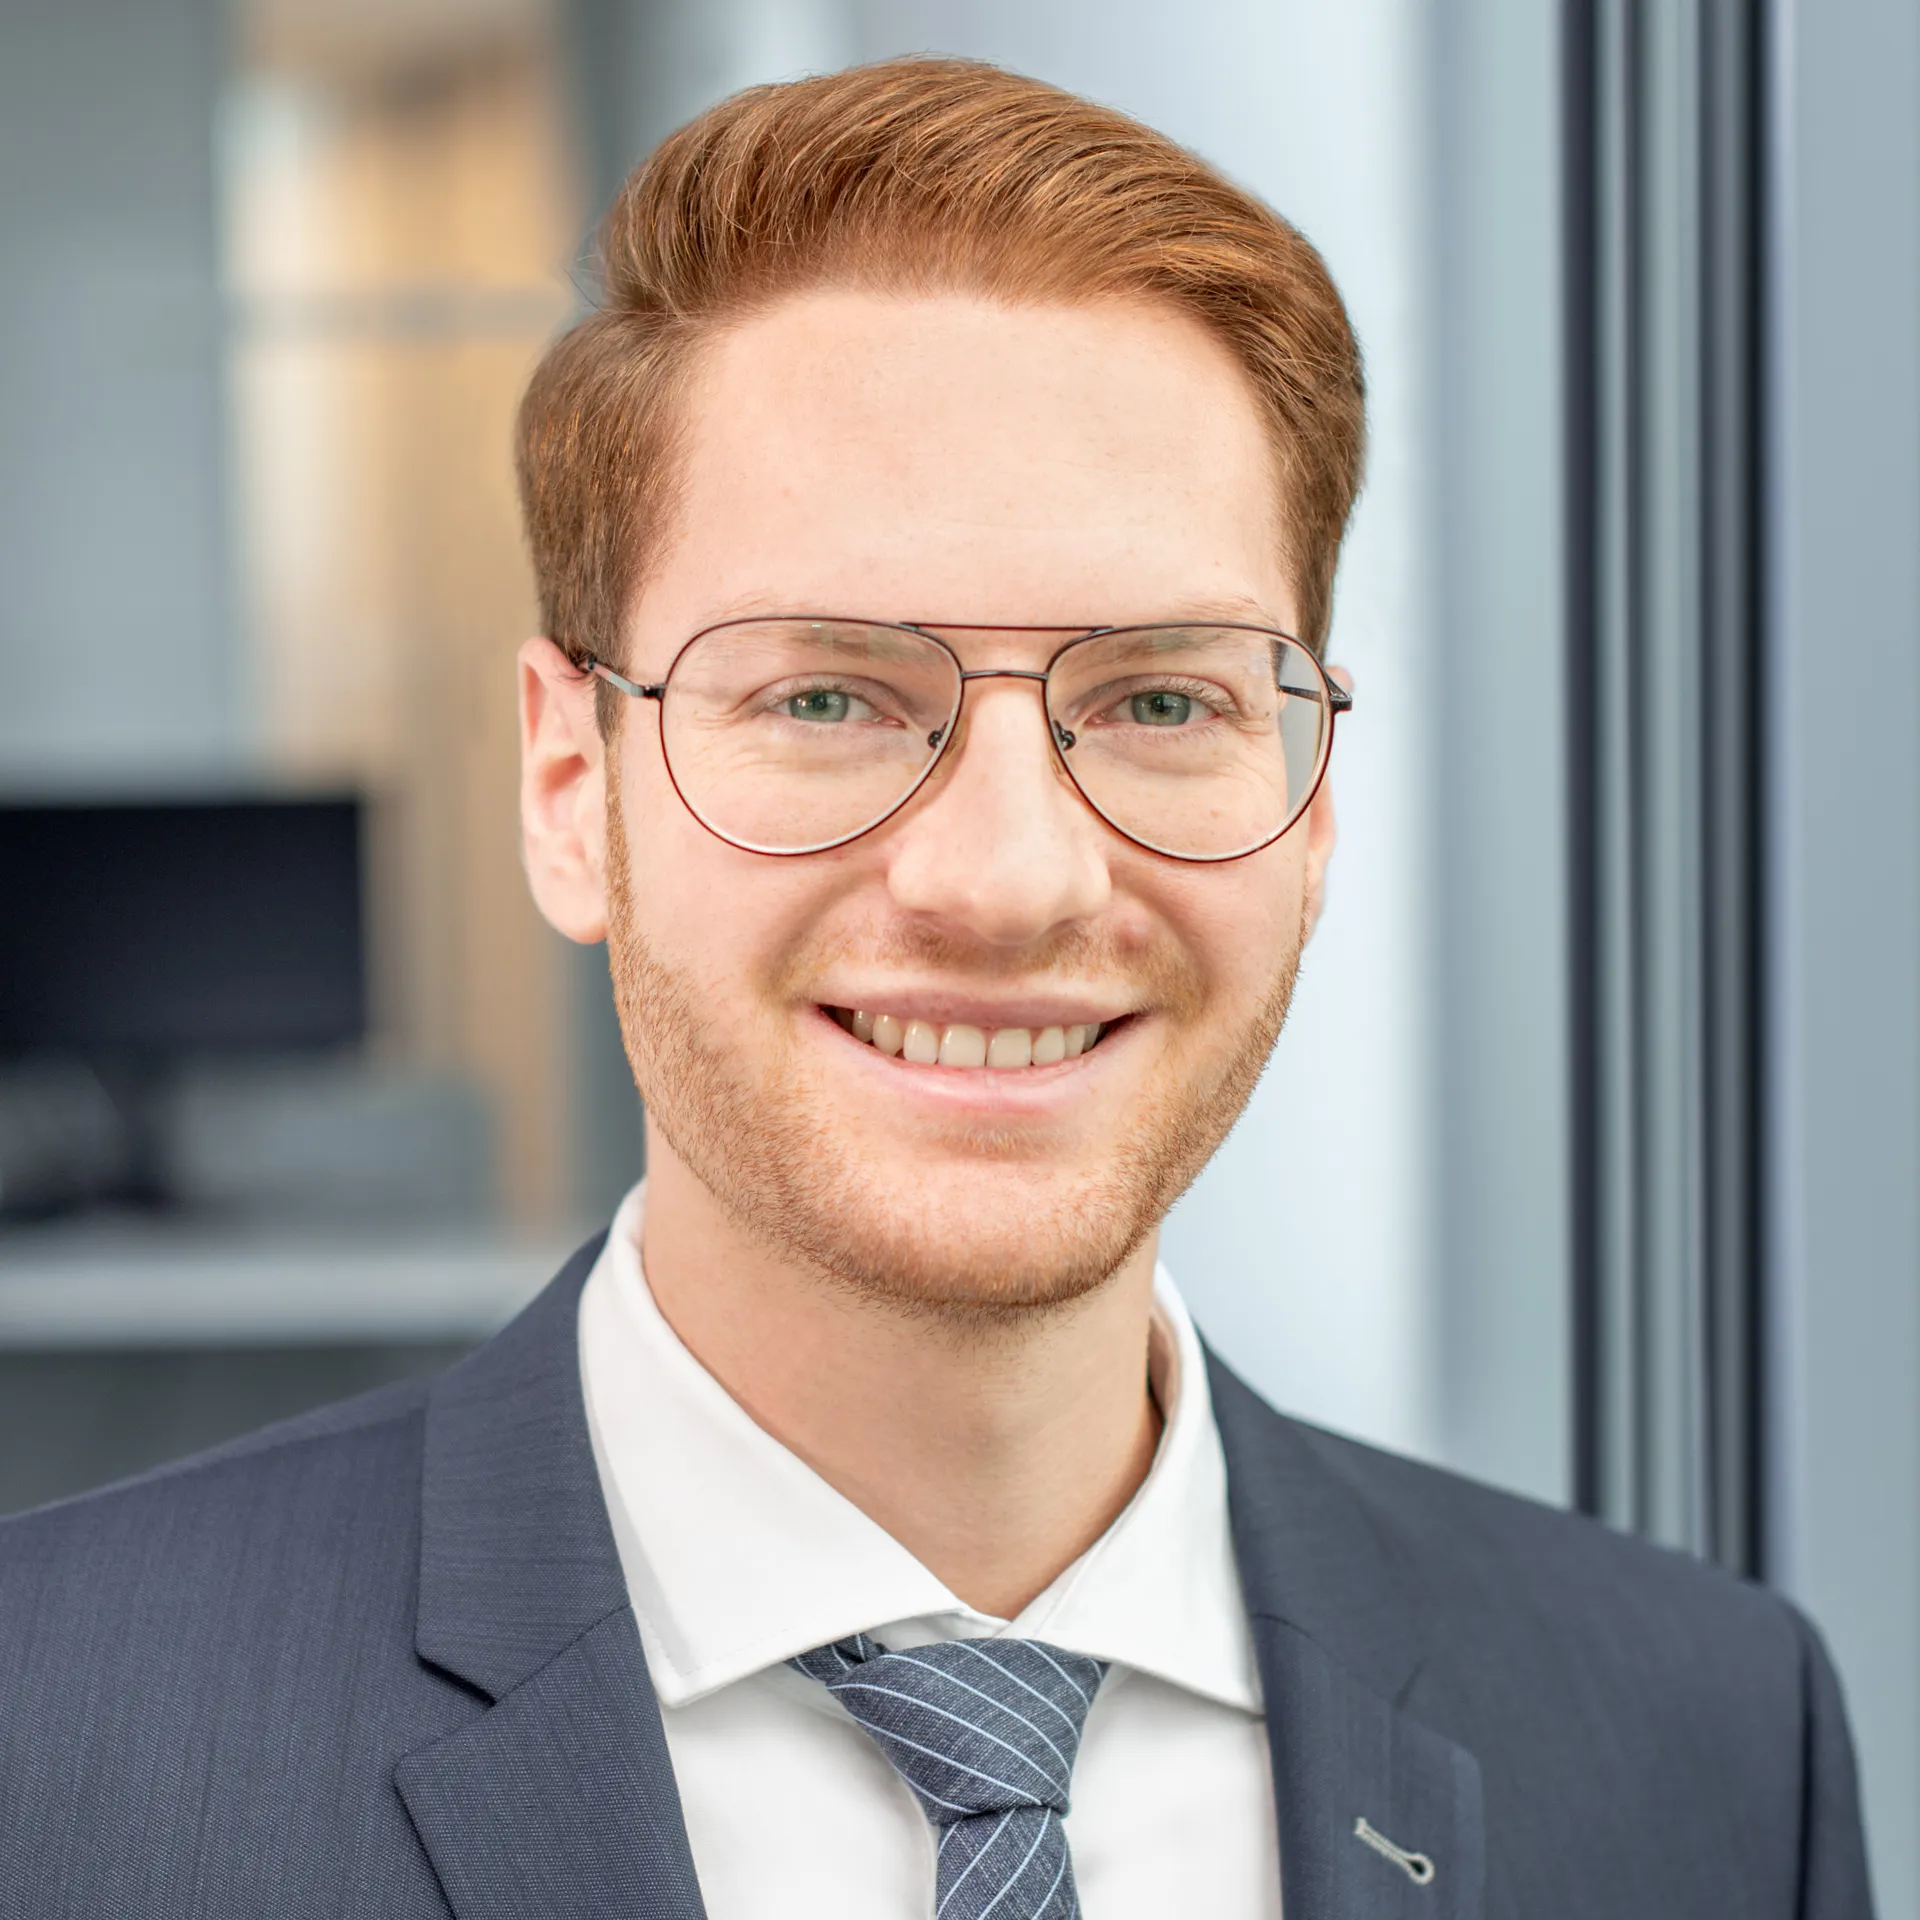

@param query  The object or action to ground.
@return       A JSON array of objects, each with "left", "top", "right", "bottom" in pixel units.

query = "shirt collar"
[{"left": 579, "top": 1182, "right": 1262, "bottom": 1715}]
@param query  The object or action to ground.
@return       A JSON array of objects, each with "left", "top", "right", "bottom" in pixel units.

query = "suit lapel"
[
  {"left": 397, "top": 1610, "right": 705, "bottom": 1920},
  {"left": 1210, "top": 1353, "right": 1486, "bottom": 1920},
  {"left": 396, "top": 1236, "right": 706, "bottom": 1920},
  {"left": 1251, "top": 1614, "right": 1484, "bottom": 1919}
]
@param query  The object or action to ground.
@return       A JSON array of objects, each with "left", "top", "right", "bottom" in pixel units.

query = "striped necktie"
[{"left": 790, "top": 1632, "right": 1107, "bottom": 1919}]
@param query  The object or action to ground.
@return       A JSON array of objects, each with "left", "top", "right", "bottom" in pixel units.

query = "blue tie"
[{"left": 790, "top": 1632, "right": 1107, "bottom": 1918}]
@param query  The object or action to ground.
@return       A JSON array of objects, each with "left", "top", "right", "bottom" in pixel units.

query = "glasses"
[{"left": 584, "top": 617, "right": 1350, "bottom": 864}]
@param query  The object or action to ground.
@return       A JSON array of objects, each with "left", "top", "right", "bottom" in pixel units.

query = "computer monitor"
[{"left": 0, "top": 795, "right": 366, "bottom": 1060}]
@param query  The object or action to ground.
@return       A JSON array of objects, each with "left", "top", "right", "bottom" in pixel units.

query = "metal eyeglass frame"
[{"left": 581, "top": 617, "right": 1352, "bottom": 864}]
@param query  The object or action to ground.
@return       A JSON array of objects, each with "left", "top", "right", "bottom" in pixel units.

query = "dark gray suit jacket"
[{"left": 0, "top": 1238, "right": 1874, "bottom": 1918}]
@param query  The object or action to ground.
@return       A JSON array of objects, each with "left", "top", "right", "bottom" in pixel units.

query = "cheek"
[
  {"left": 614, "top": 734, "right": 868, "bottom": 997},
  {"left": 612, "top": 736, "right": 736, "bottom": 968},
  {"left": 1152, "top": 846, "right": 1306, "bottom": 1004}
]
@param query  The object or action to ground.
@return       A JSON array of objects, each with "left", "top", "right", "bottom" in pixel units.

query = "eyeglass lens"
[{"left": 657, "top": 620, "right": 1331, "bottom": 860}]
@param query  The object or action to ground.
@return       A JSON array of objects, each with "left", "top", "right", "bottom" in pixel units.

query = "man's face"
[{"left": 527, "top": 290, "right": 1336, "bottom": 1312}]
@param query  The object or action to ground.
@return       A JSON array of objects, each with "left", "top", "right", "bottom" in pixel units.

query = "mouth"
[{"left": 823, "top": 1005, "right": 1121, "bottom": 1070}]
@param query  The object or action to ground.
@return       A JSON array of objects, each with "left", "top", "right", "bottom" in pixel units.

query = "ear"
[
  {"left": 1299, "top": 664, "right": 1349, "bottom": 941},
  {"left": 519, "top": 636, "right": 610, "bottom": 943}
]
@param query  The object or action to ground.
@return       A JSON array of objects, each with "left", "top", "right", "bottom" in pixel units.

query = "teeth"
[
  {"left": 985, "top": 1027, "right": 1032, "bottom": 1068},
  {"left": 939, "top": 1024, "right": 988, "bottom": 1067},
  {"left": 837, "top": 1010, "right": 1109, "bottom": 1069}
]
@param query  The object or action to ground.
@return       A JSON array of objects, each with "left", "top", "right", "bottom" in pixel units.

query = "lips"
[{"left": 827, "top": 1007, "right": 1110, "bottom": 1068}]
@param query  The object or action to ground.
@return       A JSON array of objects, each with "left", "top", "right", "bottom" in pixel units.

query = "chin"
[
  {"left": 699, "top": 1112, "right": 1167, "bottom": 1315},
  {"left": 792, "top": 1197, "right": 1147, "bottom": 1317}
]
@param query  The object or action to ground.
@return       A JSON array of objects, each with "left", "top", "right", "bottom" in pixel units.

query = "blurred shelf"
[{"left": 0, "top": 1218, "right": 594, "bottom": 1348}]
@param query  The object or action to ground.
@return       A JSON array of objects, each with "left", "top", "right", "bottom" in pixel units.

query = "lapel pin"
[{"left": 1355, "top": 1816, "right": 1436, "bottom": 1886}]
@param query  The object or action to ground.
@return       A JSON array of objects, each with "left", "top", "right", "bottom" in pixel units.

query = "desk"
[{"left": 0, "top": 1219, "right": 586, "bottom": 1348}]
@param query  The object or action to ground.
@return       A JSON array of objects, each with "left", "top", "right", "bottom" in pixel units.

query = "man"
[{"left": 0, "top": 57, "right": 1872, "bottom": 1920}]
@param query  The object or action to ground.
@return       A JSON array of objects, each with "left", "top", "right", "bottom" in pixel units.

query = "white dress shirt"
[{"left": 579, "top": 1183, "right": 1282, "bottom": 1918}]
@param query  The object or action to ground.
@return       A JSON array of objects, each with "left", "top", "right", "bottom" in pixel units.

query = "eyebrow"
[
  {"left": 1147, "top": 594, "right": 1289, "bottom": 630},
  {"left": 682, "top": 593, "right": 1294, "bottom": 633}
]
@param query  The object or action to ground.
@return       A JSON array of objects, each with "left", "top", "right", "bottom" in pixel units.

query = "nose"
[{"left": 882, "top": 673, "right": 1112, "bottom": 947}]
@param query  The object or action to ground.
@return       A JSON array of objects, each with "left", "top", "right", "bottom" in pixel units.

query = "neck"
[{"left": 634, "top": 1132, "right": 1163, "bottom": 1620}]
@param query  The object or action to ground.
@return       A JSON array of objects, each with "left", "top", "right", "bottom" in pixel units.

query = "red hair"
[{"left": 517, "top": 56, "right": 1365, "bottom": 672}]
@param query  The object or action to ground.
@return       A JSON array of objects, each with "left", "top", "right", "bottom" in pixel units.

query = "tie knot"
[{"left": 790, "top": 1634, "right": 1106, "bottom": 1826}]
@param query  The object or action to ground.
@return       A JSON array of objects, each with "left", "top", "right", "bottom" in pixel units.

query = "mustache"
[{"left": 768, "top": 917, "right": 1209, "bottom": 1019}]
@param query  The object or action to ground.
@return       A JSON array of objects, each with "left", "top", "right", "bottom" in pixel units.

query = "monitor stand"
[{"left": 92, "top": 1057, "right": 181, "bottom": 1213}]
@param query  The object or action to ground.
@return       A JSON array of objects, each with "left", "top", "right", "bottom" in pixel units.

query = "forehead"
[{"left": 637, "top": 289, "right": 1294, "bottom": 642}]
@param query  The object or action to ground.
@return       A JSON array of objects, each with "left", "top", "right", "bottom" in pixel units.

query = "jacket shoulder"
[
  {"left": 0, "top": 1374, "right": 467, "bottom": 1916},
  {"left": 1299, "top": 1405, "right": 1794, "bottom": 1649},
  {"left": 1210, "top": 1358, "right": 1868, "bottom": 1914},
  {"left": 1210, "top": 1350, "right": 1793, "bottom": 1649},
  {"left": 0, "top": 1369, "right": 436, "bottom": 1674},
  {"left": 0, "top": 1367, "right": 430, "bottom": 1547}
]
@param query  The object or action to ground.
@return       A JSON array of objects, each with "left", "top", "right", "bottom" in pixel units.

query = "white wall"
[
  {"left": 1768, "top": 0, "right": 1920, "bottom": 1904},
  {"left": 1426, "top": 1, "right": 1570, "bottom": 1506}
]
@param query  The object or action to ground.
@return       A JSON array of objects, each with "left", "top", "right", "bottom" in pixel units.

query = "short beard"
[{"left": 604, "top": 796, "right": 1304, "bottom": 1326}]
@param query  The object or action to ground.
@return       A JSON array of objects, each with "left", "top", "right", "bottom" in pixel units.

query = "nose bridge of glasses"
[
  {"left": 945, "top": 667, "right": 1077, "bottom": 757},
  {"left": 933, "top": 661, "right": 1078, "bottom": 771}
]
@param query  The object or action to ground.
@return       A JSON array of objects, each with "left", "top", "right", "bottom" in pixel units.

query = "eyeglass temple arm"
[
  {"left": 1280, "top": 680, "right": 1354, "bottom": 713},
  {"left": 583, "top": 656, "right": 665, "bottom": 701}
]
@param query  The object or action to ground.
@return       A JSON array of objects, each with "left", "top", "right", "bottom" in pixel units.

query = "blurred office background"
[{"left": 0, "top": 0, "right": 1913, "bottom": 1903}]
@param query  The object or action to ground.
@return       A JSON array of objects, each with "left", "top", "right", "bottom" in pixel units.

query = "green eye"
[
  {"left": 1130, "top": 690, "right": 1192, "bottom": 726},
  {"left": 787, "top": 689, "right": 853, "bottom": 722}
]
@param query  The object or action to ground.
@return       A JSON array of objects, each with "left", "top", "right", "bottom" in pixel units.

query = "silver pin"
[{"left": 1354, "top": 1816, "right": 1436, "bottom": 1886}]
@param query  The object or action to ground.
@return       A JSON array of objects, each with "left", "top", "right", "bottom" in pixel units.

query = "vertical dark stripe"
[
  {"left": 1698, "top": 0, "right": 1769, "bottom": 1579},
  {"left": 1563, "top": 0, "right": 1606, "bottom": 1524},
  {"left": 1700, "top": 0, "right": 1743, "bottom": 1570},
  {"left": 1621, "top": 0, "right": 1652, "bottom": 1542},
  {"left": 1741, "top": 0, "right": 1768, "bottom": 1581}
]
